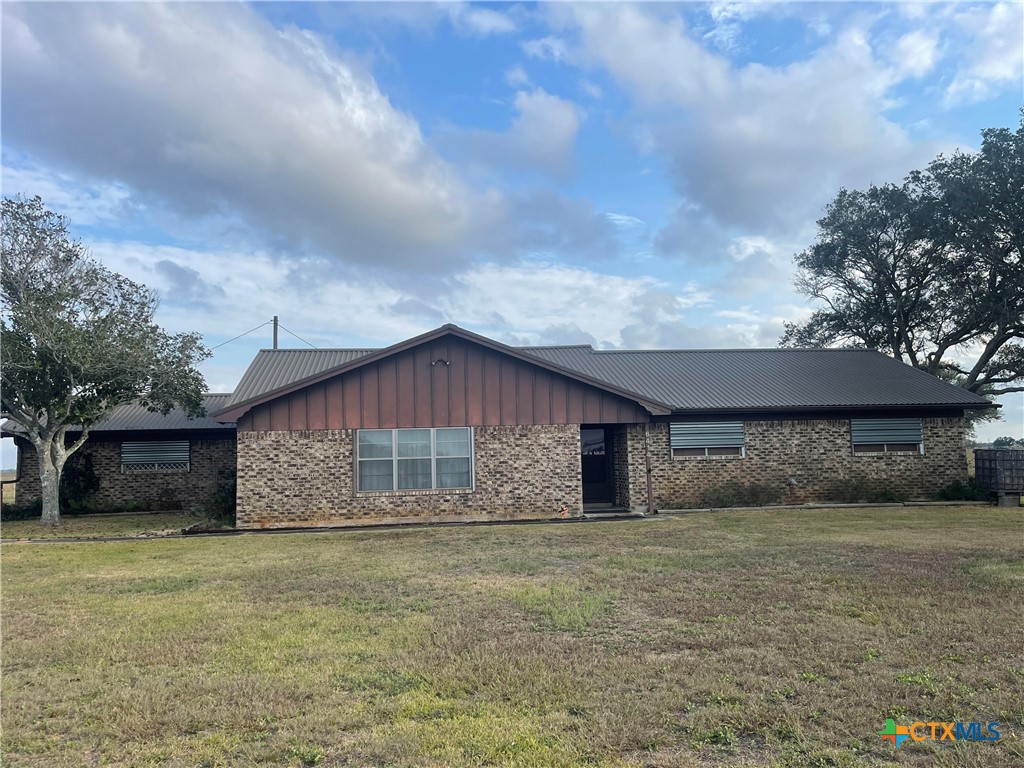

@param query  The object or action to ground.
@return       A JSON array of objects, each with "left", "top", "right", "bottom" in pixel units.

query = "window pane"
[
  {"left": 436, "top": 428, "right": 470, "bottom": 457},
  {"left": 707, "top": 446, "right": 742, "bottom": 456},
  {"left": 358, "top": 430, "right": 393, "bottom": 459},
  {"left": 436, "top": 457, "right": 471, "bottom": 488},
  {"left": 398, "top": 458, "right": 432, "bottom": 489},
  {"left": 358, "top": 459, "right": 393, "bottom": 491},
  {"left": 885, "top": 443, "right": 920, "bottom": 453},
  {"left": 397, "top": 429, "right": 431, "bottom": 458},
  {"left": 853, "top": 443, "right": 885, "bottom": 454},
  {"left": 673, "top": 447, "right": 706, "bottom": 457},
  {"left": 581, "top": 429, "right": 605, "bottom": 455}
]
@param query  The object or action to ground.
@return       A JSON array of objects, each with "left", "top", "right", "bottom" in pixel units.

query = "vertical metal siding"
[{"left": 240, "top": 337, "right": 650, "bottom": 430}]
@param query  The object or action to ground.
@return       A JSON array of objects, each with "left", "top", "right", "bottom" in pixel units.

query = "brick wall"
[
  {"left": 14, "top": 441, "right": 41, "bottom": 504},
  {"left": 236, "top": 424, "right": 582, "bottom": 529},
  {"left": 611, "top": 425, "right": 631, "bottom": 509},
  {"left": 626, "top": 417, "right": 968, "bottom": 508},
  {"left": 13, "top": 437, "right": 236, "bottom": 511}
]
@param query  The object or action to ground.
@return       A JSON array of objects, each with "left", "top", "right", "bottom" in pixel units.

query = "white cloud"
[
  {"left": 522, "top": 35, "right": 570, "bottom": 63},
  {"left": 2, "top": 2, "right": 476, "bottom": 271},
  {"left": 443, "top": 262, "right": 712, "bottom": 347},
  {"left": 944, "top": 2, "right": 1024, "bottom": 106},
  {"left": 505, "top": 64, "right": 530, "bottom": 87},
  {"left": 0, "top": 161, "right": 138, "bottom": 227},
  {"left": 444, "top": 3, "right": 517, "bottom": 37},
  {"left": 449, "top": 88, "right": 584, "bottom": 180},
  {"left": 86, "top": 238, "right": 719, "bottom": 358},
  {"left": 703, "top": 1, "right": 779, "bottom": 52},
  {"left": 889, "top": 30, "right": 940, "bottom": 79},
  {"left": 605, "top": 213, "right": 644, "bottom": 229},
  {"left": 559, "top": 5, "right": 944, "bottom": 239},
  {"left": 579, "top": 79, "right": 603, "bottom": 99},
  {"left": 727, "top": 235, "right": 777, "bottom": 262},
  {"left": 568, "top": 6, "right": 731, "bottom": 106}
]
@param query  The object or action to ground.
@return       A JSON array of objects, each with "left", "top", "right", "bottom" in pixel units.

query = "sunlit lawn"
[{"left": 2, "top": 506, "right": 1022, "bottom": 767}]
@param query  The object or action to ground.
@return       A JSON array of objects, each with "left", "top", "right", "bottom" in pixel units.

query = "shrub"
[
  {"left": 825, "top": 478, "right": 905, "bottom": 504},
  {"left": 698, "top": 480, "right": 785, "bottom": 508},
  {"left": 118, "top": 499, "right": 154, "bottom": 514},
  {"left": 935, "top": 478, "right": 990, "bottom": 501},
  {"left": 824, "top": 477, "right": 871, "bottom": 503},
  {"left": 60, "top": 453, "right": 101, "bottom": 512},
  {"left": 203, "top": 469, "right": 237, "bottom": 527},
  {"left": 866, "top": 488, "right": 905, "bottom": 504},
  {"left": 1, "top": 498, "right": 43, "bottom": 522}
]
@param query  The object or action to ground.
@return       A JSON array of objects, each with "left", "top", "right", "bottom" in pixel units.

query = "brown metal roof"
[
  {"left": 2, "top": 393, "right": 235, "bottom": 437},
  {"left": 216, "top": 325, "right": 990, "bottom": 419},
  {"left": 520, "top": 346, "right": 992, "bottom": 411},
  {"left": 2, "top": 329, "right": 993, "bottom": 440},
  {"left": 223, "top": 349, "right": 374, "bottom": 408}
]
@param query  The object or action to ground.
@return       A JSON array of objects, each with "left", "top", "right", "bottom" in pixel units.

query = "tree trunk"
[{"left": 38, "top": 445, "right": 63, "bottom": 526}]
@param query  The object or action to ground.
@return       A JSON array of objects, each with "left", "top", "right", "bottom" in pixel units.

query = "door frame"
[{"left": 581, "top": 425, "right": 615, "bottom": 505}]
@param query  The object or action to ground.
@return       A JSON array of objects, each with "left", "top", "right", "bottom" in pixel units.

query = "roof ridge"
[
  {"left": 255, "top": 347, "right": 377, "bottom": 353},
  {"left": 251, "top": 345, "right": 875, "bottom": 354},
  {"left": 517, "top": 344, "right": 594, "bottom": 350},
  {"left": 588, "top": 347, "right": 878, "bottom": 354}
]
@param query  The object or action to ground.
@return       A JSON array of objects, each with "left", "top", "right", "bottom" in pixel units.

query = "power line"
[
  {"left": 278, "top": 322, "right": 317, "bottom": 349},
  {"left": 208, "top": 320, "right": 272, "bottom": 351}
]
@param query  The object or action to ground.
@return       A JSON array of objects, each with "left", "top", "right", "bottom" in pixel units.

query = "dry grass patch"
[
  {"left": 2, "top": 506, "right": 1022, "bottom": 767},
  {"left": 1, "top": 512, "right": 198, "bottom": 540}
]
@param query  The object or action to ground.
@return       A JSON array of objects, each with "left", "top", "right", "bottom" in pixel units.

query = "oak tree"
[
  {"left": 782, "top": 117, "right": 1023, "bottom": 403},
  {"left": 1, "top": 196, "right": 209, "bottom": 525}
]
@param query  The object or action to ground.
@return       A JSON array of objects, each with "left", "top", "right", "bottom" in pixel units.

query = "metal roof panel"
[
  {"left": 2, "top": 393, "right": 236, "bottom": 436},
  {"left": 219, "top": 343, "right": 989, "bottom": 413}
]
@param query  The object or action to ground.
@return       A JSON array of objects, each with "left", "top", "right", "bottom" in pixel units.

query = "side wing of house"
[
  {"left": 4, "top": 394, "right": 237, "bottom": 512},
  {"left": 635, "top": 410, "right": 971, "bottom": 509}
]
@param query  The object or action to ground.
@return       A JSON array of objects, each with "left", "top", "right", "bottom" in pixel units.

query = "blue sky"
[{"left": 2, "top": 1, "right": 1023, "bottom": 466}]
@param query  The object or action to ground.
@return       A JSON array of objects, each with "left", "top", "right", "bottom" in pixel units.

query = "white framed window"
[
  {"left": 357, "top": 428, "right": 473, "bottom": 492},
  {"left": 851, "top": 418, "right": 924, "bottom": 454},
  {"left": 121, "top": 441, "right": 190, "bottom": 472},
  {"left": 670, "top": 422, "right": 745, "bottom": 457}
]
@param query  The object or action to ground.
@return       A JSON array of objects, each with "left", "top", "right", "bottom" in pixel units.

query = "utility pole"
[{"left": 273, "top": 315, "right": 279, "bottom": 350}]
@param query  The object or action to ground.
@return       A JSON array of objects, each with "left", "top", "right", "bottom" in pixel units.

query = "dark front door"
[{"left": 581, "top": 427, "right": 614, "bottom": 504}]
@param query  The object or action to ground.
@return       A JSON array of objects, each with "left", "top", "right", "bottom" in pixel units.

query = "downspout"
[{"left": 644, "top": 425, "right": 655, "bottom": 516}]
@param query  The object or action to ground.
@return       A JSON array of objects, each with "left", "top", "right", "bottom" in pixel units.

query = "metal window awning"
[
  {"left": 850, "top": 418, "right": 923, "bottom": 444},
  {"left": 670, "top": 421, "right": 745, "bottom": 448},
  {"left": 121, "top": 441, "right": 190, "bottom": 465}
]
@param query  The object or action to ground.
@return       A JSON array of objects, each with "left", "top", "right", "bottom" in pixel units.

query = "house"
[{"left": 5, "top": 324, "right": 991, "bottom": 526}]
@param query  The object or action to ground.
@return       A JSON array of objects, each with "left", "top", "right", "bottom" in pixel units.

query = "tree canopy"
[
  {"left": 992, "top": 436, "right": 1023, "bottom": 449},
  {"left": 781, "top": 117, "right": 1024, "bottom": 403},
  {"left": 1, "top": 196, "right": 209, "bottom": 524}
]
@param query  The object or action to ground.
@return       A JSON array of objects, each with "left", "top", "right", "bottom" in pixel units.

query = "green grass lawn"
[
  {"left": 1, "top": 512, "right": 198, "bottom": 540},
  {"left": 2, "top": 506, "right": 1022, "bottom": 767}
]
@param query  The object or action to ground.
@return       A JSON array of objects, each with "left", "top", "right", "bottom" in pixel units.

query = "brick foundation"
[
  {"left": 623, "top": 417, "right": 968, "bottom": 509},
  {"left": 236, "top": 424, "right": 582, "bottom": 529},
  {"left": 13, "top": 437, "right": 236, "bottom": 511}
]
